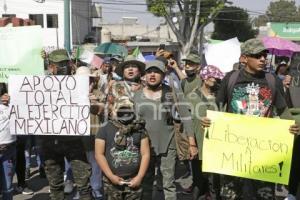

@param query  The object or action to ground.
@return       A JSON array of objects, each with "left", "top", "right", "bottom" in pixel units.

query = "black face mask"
[
  {"left": 209, "top": 79, "right": 221, "bottom": 93},
  {"left": 124, "top": 75, "right": 141, "bottom": 83},
  {"left": 57, "top": 65, "right": 71, "bottom": 75},
  {"left": 185, "top": 69, "right": 197, "bottom": 78},
  {"left": 117, "top": 110, "right": 135, "bottom": 125}
]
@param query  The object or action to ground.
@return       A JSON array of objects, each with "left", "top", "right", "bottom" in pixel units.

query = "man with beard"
[
  {"left": 39, "top": 49, "right": 92, "bottom": 200},
  {"left": 181, "top": 53, "right": 202, "bottom": 96},
  {"left": 134, "top": 60, "right": 198, "bottom": 200}
]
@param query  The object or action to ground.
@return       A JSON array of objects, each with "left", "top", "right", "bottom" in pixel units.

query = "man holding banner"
[
  {"left": 0, "top": 85, "right": 16, "bottom": 200},
  {"left": 201, "top": 38, "right": 300, "bottom": 199},
  {"left": 38, "top": 49, "right": 92, "bottom": 200}
]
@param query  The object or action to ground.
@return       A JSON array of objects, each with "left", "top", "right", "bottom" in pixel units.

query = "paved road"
[
  {"left": 13, "top": 160, "right": 193, "bottom": 200},
  {"left": 11, "top": 157, "right": 300, "bottom": 200}
]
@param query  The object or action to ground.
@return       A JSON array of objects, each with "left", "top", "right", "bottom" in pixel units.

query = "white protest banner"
[
  {"left": 8, "top": 75, "right": 90, "bottom": 136},
  {"left": 0, "top": 26, "right": 44, "bottom": 82},
  {"left": 204, "top": 37, "right": 241, "bottom": 73}
]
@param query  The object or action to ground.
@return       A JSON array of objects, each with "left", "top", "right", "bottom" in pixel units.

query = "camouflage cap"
[
  {"left": 241, "top": 38, "right": 268, "bottom": 55},
  {"left": 114, "top": 95, "right": 134, "bottom": 110},
  {"left": 48, "top": 49, "right": 70, "bottom": 62},
  {"left": 182, "top": 53, "right": 201, "bottom": 64}
]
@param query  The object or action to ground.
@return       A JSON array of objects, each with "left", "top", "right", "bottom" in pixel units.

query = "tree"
[
  {"left": 266, "top": 0, "right": 300, "bottom": 22},
  {"left": 146, "top": 0, "right": 231, "bottom": 56},
  {"left": 252, "top": 15, "right": 269, "bottom": 27},
  {"left": 211, "top": 6, "right": 257, "bottom": 42}
]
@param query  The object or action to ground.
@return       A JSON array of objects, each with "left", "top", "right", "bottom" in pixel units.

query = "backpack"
[{"left": 162, "top": 81, "right": 190, "bottom": 161}]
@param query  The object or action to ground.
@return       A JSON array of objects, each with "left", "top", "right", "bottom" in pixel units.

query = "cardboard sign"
[
  {"left": 202, "top": 110, "right": 295, "bottom": 185},
  {"left": 8, "top": 75, "right": 90, "bottom": 136},
  {"left": 0, "top": 26, "right": 44, "bottom": 82}
]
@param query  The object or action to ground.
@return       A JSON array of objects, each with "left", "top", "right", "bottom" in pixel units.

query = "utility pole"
[{"left": 64, "top": 0, "right": 71, "bottom": 52}]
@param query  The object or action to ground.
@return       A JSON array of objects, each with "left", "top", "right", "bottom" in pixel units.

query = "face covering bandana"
[
  {"left": 147, "top": 82, "right": 161, "bottom": 90},
  {"left": 185, "top": 69, "right": 197, "bottom": 78},
  {"left": 209, "top": 79, "right": 221, "bottom": 93},
  {"left": 117, "top": 110, "right": 135, "bottom": 125}
]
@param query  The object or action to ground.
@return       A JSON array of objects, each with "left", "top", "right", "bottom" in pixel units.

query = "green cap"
[
  {"left": 182, "top": 53, "right": 201, "bottom": 64},
  {"left": 241, "top": 38, "right": 268, "bottom": 55},
  {"left": 48, "top": 49, "right": 70, "bottom": 62},
  {"left": 145, "top": 60, "right": 165, "bottom": 74}
]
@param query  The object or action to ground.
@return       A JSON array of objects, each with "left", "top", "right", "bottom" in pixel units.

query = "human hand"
[
  {"left": 189, "top": 145, "right": 198, "bottom": 160},
  {"left": 1, "top": 93, "right": 9, "bottom": 106},
  {"left": 41, "top": 50, "right": 47, "bottom": 59},
  {"left": 283, "top": 75, "right": 291, "bottom": 88},
  {"left": 128, "top": 176, "right": 142, "bottom": 188},
  {"left": 109, "top": 175, "right": 124, "bottom": 185},
  {"left": 168, "top": 58, "right": 178, "bottom": 69},
  {"left": 89, "top": 94, "right": 98, "bottom": 101},
  {"left": 289, "top": 124, "right": 300, "bottom": 135},
  {"left": 155, "top": 49, "right": 165, "bottom": 57},
  {"left": 200, "top": 117, "right": 211, "bottom": 128}
]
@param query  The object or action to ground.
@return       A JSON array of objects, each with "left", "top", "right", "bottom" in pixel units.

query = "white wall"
[
  {"left": 0, "top": 0, "right": 91, "bottom": 50},
  {"left": 1, "top": 0, "right": 65, "bottom": 49},
  {"left": 102, "top": 23, "right": 177, "bottom": 42}
]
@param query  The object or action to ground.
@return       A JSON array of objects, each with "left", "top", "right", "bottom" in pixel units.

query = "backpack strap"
[
  {"left": 265, "top": 73, "right": 276, "bottom": 102},
  {"left": 227, "top": 70, "right": 240, "bottom": 97},
  {"left": 181, "top": 79, "right": 187, "bottom": 92}
]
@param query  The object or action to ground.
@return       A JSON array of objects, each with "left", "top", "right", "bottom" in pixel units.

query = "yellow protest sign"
[{"left": 202, "top": 110, "right": 295, "bottom": 185}]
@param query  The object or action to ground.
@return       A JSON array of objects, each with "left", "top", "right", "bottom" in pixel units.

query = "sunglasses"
[
  {"left": 185, "top": 61, "right": 199, "bottom": 66},
  {"left": 248, "top": 52, "right": 268, "bottom": 59}
]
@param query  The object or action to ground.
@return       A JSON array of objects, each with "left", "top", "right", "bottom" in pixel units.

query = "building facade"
[{"left": 0, "top": 0, "right": 91, "bottom": 50}]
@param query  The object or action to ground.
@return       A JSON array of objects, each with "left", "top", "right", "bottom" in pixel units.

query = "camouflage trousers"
[
  {"left": 220, "top": 175, "right": 275, "bottom": 200},
  {"left": 142, "top": 147, "right": 177, "bottom": 200},
  {"left": 103, "top": 176, "right": 142, "bottom": 200},
  {"left": 41, "top": 138, "right": 92, "bottom": 200}
]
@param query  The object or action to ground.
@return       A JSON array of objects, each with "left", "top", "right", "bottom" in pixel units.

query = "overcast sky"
[{"left": 99, "top": 0, "right": 297, "bottom": 26}]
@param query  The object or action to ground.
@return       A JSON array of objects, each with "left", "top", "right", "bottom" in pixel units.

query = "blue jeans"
[
  {"left": 64, "top": 157, "right": 73, "bottom": 181},
  {"left": 86, "top": 151, "right": 102, "bottom": 191},
  {"left": 25, "top": 136, "right": 43, "bottom": 169},
  {"left": 0, "top": 143, "right": 16, "bottom": 200}
]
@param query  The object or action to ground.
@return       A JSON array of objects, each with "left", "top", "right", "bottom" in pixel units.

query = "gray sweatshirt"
[{"left": 134, "top": 85, "right": 193, "bottom": 155}]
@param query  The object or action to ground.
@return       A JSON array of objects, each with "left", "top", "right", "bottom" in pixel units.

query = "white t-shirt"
[{"left": 0, "top": 104, "right": 16, "bottom": 145}]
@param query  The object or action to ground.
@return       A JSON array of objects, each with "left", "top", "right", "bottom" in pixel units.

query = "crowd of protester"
[{"left": 1, "top": 38, "right": 300, "bottom": 200}]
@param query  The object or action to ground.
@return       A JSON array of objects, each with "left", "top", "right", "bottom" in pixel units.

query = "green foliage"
[
  {"left": 147, "top": 0, "right": 221, "bottom": 22},
  {"left": 146, "top": 0, "right": 229, "bottom": 54},
  {"left": 267, "top": 0, "right": 300, "bottom": 22},
  {"left": 146, "top": 0, "right": 175, "bottom": 16},
  {"left": 252, "top": 15, "right": 269, "bottom": 27},
  {"left": 211, "top": 6, "right": 257, "bottom": 42}
]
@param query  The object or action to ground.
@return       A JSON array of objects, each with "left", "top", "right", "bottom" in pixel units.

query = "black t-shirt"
[
  {"left": 216, "top": 69, "right": 287, "bottom": 117},
  {"left": 96, "top": 121, "right": 147, "bottom": 178}
]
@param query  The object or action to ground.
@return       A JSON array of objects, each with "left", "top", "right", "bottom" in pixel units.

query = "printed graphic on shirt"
[
  {"left": 231, "top": 83, "right": 272, "bottom": 117},
  {"left": 110, "top": 131, "right": 139, "bottom": 168}
]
